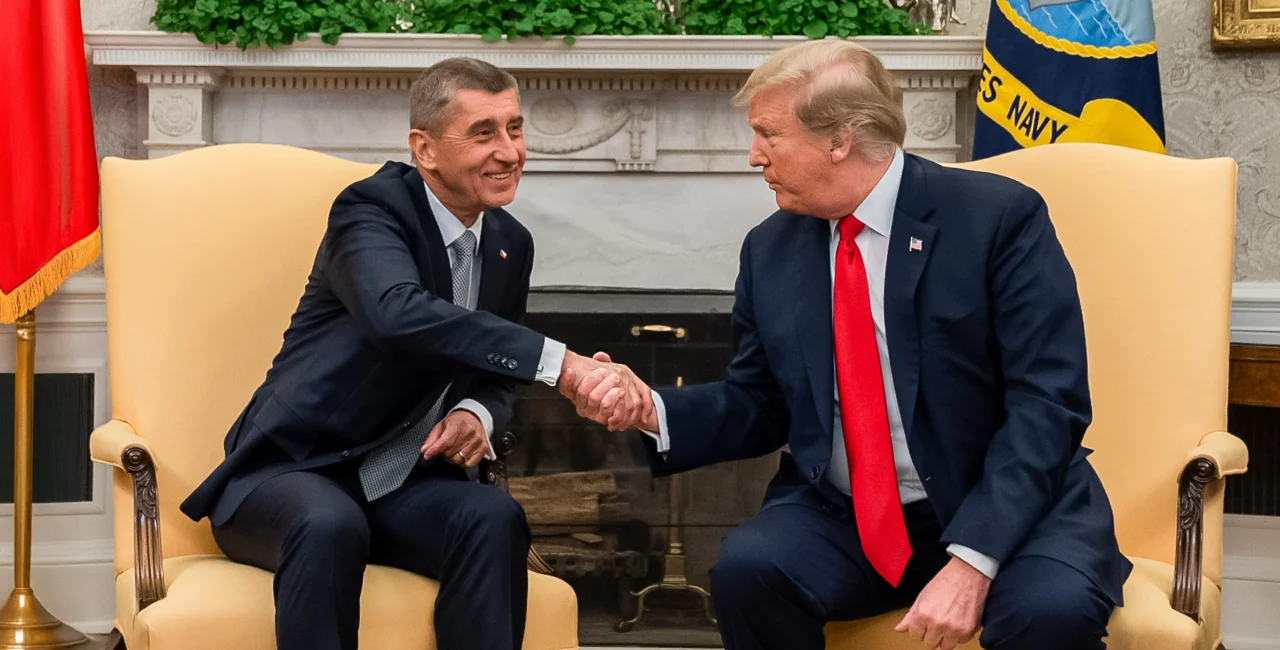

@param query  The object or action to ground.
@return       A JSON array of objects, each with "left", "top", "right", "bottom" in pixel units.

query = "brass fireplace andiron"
[{"left": 616, "top": 375, "right": 717, "bottom": 632}]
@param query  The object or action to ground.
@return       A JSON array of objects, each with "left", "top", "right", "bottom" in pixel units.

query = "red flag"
[{"left": 0, "top": 0, "right": 100, "bottom": 323}]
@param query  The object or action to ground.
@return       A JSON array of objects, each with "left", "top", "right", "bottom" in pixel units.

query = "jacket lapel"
[
  {"left": 884, "top": 154, "right": 937, "bottom": 438},
  {"left": 476, "top": 211, "right": 508, "bottom": 313},
  {"left": 403, "top": 168, "right": 455, "bottom": 304},
  {"left": 793, "top": 216, "right": 836, "bottom": 437}
]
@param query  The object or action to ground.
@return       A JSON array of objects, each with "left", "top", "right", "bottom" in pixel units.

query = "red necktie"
[{"left": 833, "top": 215, "right": 912, "bottom": 587}]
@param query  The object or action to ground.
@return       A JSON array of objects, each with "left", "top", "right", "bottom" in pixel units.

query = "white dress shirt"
[
  {"left": 422, "top": 182, "right": 567, "bottom": 460},
  {"left": 645, "top": 150, "right": 999, "bottom": 579}
]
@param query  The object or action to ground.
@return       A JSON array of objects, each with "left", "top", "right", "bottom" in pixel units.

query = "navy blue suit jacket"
[
  {"left": 181, "top": 161, "right": 546, "bottom": 526},
  {"left": 651, "top": 153, "right": 1131, "bottom": 605}
]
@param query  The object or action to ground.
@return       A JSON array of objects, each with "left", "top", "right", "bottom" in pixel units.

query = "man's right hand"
[{"left": 559, "top": 351, "right": 654, "bottom": 431}]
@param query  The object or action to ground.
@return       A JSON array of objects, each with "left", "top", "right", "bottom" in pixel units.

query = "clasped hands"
[
  {"left": 415, "top": 350, "right": 656, "bottom": 470},
  {"left": 558, "top": 351, "right": 658, "bottom": 432},
  {"left": 558, "top": 351, "right": 990, "bottom": 650}
]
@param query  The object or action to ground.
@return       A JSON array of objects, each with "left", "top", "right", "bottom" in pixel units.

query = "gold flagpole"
[{"left": 0, "top": 312, "right": 87, "bottom": 648}]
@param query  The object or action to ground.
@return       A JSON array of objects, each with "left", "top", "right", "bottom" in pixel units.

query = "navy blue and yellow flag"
[{"left": 973, "top": 0, "right": 1166, "bottom": 158}]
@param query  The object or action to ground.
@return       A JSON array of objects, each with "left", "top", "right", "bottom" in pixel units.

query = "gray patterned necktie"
[{"left": 358, "top": 230, "right": 477, "bottom": 501}]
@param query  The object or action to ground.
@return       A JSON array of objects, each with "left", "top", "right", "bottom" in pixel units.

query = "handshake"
[{"left": 557, "top": 350, "right": 658, "bottom": 433}]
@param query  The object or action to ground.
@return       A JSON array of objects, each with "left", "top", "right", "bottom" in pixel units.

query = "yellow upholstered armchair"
[
  {"left": 89, "top": 144, "right": 578, "bottom": 650},
  {"left": 826, "top": 143, "right": 1248, "bottom": 650}
]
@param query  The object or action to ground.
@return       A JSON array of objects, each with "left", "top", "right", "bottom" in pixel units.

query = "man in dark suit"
[
  {"left": 179, "top": 58, "right": 646, "bottom": 650},
  {"left": 568, "top": 40, "right": 1130, "bottom": 650}
]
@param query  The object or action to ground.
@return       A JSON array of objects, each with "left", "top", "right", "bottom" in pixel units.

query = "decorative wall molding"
[
  {"left": 22, "top": 277, "right": 1280, "bottom": 337},
  {"left": 0, "top": 539, "right": 113, "bottom": 568},
  {"left": 85, "top": 31, "right": 984, "bottom": 73},
  {"left": 1230, "top": 282, "right": 1280, "bottom": 345}
]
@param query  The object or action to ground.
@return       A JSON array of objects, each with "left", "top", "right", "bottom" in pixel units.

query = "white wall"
[{"left": 0, "top": 276, "right": 115, "bottom": 632}]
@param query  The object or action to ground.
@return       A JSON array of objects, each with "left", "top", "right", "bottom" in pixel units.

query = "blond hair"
[{"left": 734, "top": 40, "right": 905, "bottom": 163}]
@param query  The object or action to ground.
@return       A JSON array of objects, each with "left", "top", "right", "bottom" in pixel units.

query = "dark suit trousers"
[
  {"left": 211, "top": 459, "right": 530, "bottom": 650},
  {"left": 710, "top": 497, "right": 1113, "bottom": 650}
]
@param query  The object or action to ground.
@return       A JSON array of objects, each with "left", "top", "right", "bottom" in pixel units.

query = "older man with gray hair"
[
  {"left": 180, "top": 57, "right": 648, "bottom": 650},
  {"left": 568, "top": 39, "right": 1130, "bottom": 650}
]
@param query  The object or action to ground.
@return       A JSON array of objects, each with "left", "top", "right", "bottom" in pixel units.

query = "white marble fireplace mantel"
[{"left": 85, "top": 31, "right": 984, "bottom": 291}]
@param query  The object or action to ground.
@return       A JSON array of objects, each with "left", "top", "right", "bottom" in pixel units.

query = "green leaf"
[
  {"left": 150, "top": 0, "right": 921, "bottom": 49},
  {"left": 562, "top": 34, "right": 576, "bottom": 44},
  {"left": 802, "top": 18, "right": 827, "bottom": 38}
]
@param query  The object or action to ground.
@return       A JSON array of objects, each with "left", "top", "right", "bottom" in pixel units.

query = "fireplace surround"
[{"left": 82, "top": 30, "right": 985, "bottom": 646}]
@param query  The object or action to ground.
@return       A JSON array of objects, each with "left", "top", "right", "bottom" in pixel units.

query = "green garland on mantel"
[{"left": 151, "top": 0, "right": 929, "bottom": 50}]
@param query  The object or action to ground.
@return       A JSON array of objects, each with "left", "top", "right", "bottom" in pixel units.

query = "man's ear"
[
  {"left": 829, "top": 128, "right": 854, "bottom": 164},
  {"left": 409, "top": 129, "right": 437, "bottom": 171}
]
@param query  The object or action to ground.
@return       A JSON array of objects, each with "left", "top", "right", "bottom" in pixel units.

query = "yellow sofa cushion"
[
  {"left": 113, "top": 555, "right": 578, "bottom": 650},
  {"left": 824, "top": 556, "right": 1220, "bottom": 650}
]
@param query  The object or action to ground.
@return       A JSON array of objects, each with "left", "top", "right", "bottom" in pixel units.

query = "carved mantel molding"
[
  {"left": 85, "top": 31, "right": 984, "bottom": 167},
  {"left": 86, "top": 31, "right": 983, "bottom": 72},
  {"left": 83, "top": 31, "right": 983, "bottom": 290}
]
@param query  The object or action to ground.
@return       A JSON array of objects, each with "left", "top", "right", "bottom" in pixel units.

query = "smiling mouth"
[{"left": 485, "top": 171, "right": 515, "bottom": 181}]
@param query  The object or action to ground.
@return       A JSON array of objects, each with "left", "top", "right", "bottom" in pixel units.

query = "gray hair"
[
  {"left": 409, "top": 58, "right": 520, "bottom": 135},
  {"left": 733, "top": 40, "right": 905, "bottom": 164}
]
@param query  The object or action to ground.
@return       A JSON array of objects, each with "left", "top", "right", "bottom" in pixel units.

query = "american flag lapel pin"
[
  {"left": 909, "top": 237, "right": 923, "bottom": 252},
  {"left": 500, "top": 249, "right": 507, "bottom": 260}
]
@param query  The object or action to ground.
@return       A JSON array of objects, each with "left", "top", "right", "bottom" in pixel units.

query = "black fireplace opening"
[{"left": 508, "top": 310, "right": 780, "bottom": 647}]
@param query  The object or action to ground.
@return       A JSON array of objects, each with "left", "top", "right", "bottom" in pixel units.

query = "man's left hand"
[
  {"left": 894, "top": 557, "right": 990, "bottom": 650},
  {"left": 421, "top": 410, "right": 487, "bottom": 469}
]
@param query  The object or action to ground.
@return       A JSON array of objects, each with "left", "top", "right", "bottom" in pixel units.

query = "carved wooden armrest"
[
  {"left": 480, "top": 432, "right": 553, "bottom": 575},
  {"left": 89, "top": 420, "right": 166, "bottom": 612},
  {"left": 1171, "top": 431, "right": 1249, "bottom": 621}
]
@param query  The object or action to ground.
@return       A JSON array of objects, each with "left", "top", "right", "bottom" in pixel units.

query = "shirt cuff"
[
  {"left": 451, "top": 399, "right": 497, "bottom": 461},
  {"left": 536, "top": 338, "right": 567, "bottom": 386},
  {"left": 947, "top": 544, "right": 1000, "bottom": 580},
  {"left": 639, "top": 389, "right": 670, "bottom": 453}
]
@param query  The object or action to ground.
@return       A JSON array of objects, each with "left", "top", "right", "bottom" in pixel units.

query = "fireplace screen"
[{"left": 507, "top": 311, "right": 781, "bottom": 647}]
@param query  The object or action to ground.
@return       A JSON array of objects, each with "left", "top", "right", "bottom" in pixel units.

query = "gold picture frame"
[{"left": 1213, "top": 0, "right": 1280, "bottom": 49}]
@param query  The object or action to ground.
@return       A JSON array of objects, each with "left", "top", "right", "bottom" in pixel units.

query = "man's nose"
[
  {"left": 493, "top": 133, "right": 520, "bottom": 163},
  {"left": 748, "top": 135, "right": 767, "bottom": 167}
]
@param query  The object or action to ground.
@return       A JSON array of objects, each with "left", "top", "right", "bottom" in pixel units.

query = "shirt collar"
[
  {"left": 423, "top": 181, "right": 482, "bottom": 254},
  {"left": 829, "top": 147, "right": 904, "bottom": 239}
]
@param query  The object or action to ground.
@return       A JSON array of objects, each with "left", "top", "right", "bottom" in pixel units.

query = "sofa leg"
[{"left": 105, "top": 628, "right": 126, "bottom": 650}]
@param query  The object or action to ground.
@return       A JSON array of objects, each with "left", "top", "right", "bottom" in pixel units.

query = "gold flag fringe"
[{"left": 0, "top": 230, "right": 102, "bottom": 324}]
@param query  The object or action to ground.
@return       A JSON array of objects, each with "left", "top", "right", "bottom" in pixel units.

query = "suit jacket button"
[
  {"left": 508, "top": 360, "right": 518, "bottom": 370},
  {"left": 487, "top": 353, "right": 496, "bottom": 362},
  {"left": 810, "top": 466, "right": 820, "bottom": 480}
]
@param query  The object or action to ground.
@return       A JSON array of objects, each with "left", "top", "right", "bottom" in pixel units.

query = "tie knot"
[
  {"left": 838, "top": 215, "right": 864, "bottom": 241},
  {"left": 451, "top": 230, "right": 477, "bottom": 258}
]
